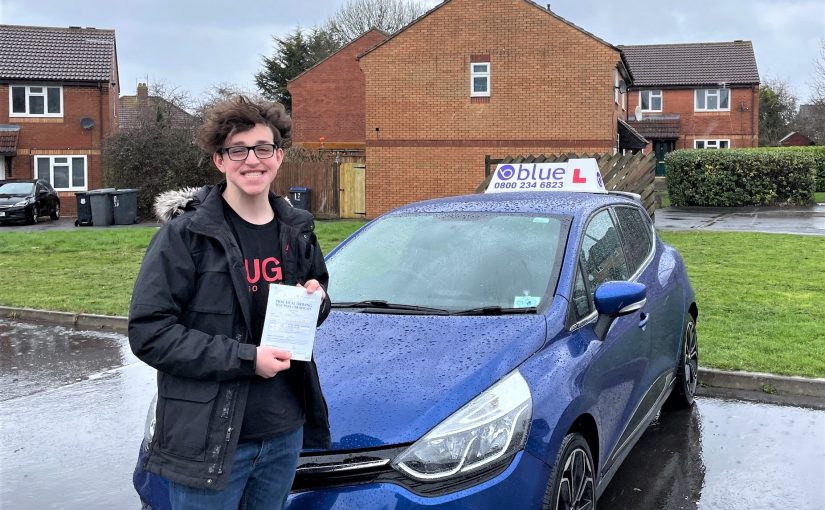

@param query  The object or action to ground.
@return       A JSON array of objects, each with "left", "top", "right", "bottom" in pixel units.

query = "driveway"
[{"left": 655, "top": 204, "right": 825, "bottom": 236}]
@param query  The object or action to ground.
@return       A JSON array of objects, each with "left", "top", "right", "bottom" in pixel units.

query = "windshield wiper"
[
  {"left": 331, "top": 300, "right": 451, "bottom": 315},
  {"left": 451, "top": 306, "right": 538, "bottom": 316}
]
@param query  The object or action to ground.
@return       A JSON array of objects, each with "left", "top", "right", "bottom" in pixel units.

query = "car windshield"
[
  {"left": 0, "top": 182, "right": 34, "bottom": 196},
  {"left": 326, "top": 212, "right": 569, "bottom": 312}
]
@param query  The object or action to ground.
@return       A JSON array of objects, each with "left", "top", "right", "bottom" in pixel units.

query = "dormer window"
[
  {"left": 695, "top": 88, "right": 730, "bottom": 111},
  {"left": 470, "top": 61, "right": 490, "bottom": 97},
  {"left": 10, "top": 85, "right": 64, "bottom": 117}
]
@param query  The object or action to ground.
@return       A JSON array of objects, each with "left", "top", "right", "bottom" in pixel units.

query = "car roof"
[{"left": 389, "top": 191, "right": 639, "bottom": 217}]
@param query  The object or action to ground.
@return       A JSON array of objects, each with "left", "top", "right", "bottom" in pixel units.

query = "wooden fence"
[
  {"left": 480, "top": 152, "right": 657, "bottom": 215},
  {"left": 271, "top": 161, "right": 339, "bottom": 218}
]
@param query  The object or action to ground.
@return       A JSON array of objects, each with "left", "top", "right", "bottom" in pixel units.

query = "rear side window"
[
  {"left": 615, "top": 206, "right": 653, "bottom": 275},
  {"left": 581, "top": 210, "right": 629, "bottom": 297}
]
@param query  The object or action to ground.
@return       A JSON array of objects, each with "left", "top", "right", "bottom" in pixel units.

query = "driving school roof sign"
[{"left": 485, "top": 158, "right": 607, "bottom": 194}]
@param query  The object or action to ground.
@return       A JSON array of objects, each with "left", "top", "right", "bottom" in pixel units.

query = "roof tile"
[{"left": 0, "top": 24, "right": 116, "bottom": 82}]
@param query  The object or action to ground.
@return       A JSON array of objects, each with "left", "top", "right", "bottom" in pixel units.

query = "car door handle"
[{"left": 638, "top": 312, "right": 650, "bottom": 330}]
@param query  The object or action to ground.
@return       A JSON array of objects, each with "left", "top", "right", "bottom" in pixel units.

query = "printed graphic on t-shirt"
[{"left": 245, "top": 256, "right": 283, "bottom": 293}]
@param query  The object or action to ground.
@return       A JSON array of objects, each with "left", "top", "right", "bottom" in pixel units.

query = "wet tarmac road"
[{"left": 1, "top": 319, "right": 824, "bottom": 510}]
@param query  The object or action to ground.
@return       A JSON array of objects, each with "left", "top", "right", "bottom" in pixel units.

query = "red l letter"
[{"left": 572, "top": 168, "right": 587, "bottom": 184}]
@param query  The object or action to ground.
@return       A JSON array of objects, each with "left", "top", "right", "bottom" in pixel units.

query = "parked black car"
[{"left": 0, "top": 179, "right": 61, "bottom": 224}]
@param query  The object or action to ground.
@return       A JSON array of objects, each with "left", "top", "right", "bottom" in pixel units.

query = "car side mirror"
[{"left": 593, "top": 281, "right": 647, "bottom": 340}]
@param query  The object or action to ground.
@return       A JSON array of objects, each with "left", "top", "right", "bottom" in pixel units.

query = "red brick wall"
[
  {"left": 1, "top": 82, "right": 118, "bottom": 216},
  {"left": 288, "top": 29, "right": 387, "bottom": 148},
  {"left": 627, "top": 86, "right": 759, "bottom": 150},
  {"left": 359, "top": 0, "right": 624, "bottom": 217}
]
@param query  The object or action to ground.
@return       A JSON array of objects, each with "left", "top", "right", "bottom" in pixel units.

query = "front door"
[{"left": 653, "top": 140, "right": 675, "bottom": 176}]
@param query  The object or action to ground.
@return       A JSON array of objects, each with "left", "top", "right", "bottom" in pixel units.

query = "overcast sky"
[{"left": 2, "top": 0, "right": 823, "bottom": 103}]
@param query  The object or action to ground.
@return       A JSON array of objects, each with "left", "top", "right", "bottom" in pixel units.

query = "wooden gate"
[{"left": 339, "top": 162, "right": 366, "bottom": 219}]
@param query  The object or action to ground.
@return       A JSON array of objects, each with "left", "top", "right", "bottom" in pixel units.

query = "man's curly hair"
[{"left": 197, "top": 96, "right": 292, "bottom": 154}]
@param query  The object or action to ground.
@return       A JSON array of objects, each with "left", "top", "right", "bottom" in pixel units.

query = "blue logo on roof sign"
[{"left": 486, "top": 158, "right": 607, "bottom": 194}]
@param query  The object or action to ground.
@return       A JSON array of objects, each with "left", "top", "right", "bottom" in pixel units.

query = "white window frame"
[
  {"left": 640, "top": 90, "right": 663, "bottom": 112},
  {"left": 9, "top": 85, "right": 64, "bottom": 117},
  {"left": 694, "top": 88, "right": 730, "bottom": 112},
  {"left": 694, "top": 139, "right": 730, "bottom": 150},
  {"left": 34, "top": 155, "right": 88, "bottom": 191},
  {"left": 614, "top": 70, "right": 619, "bottom": 104},
  {"left": 470, "top": 62, "right": 490, "bottom": 97}
]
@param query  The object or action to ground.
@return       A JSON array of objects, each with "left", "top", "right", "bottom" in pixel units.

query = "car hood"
[
  {"left": 313, "top": 311, "right": 548, "bottom": 450},
  {"left": 0, "top": 196, "right": 31, "bottom": 206}
]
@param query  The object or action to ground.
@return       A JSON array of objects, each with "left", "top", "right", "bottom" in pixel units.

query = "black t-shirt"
[{"left": 224, "top": 200, "right": 305, "bottom": 441}]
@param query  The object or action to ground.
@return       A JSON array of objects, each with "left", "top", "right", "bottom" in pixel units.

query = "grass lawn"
[
  {"left": 815, "top": 191, "right": 825, "bottom": 203},
  {"left": 660, "top": 231, "right": 825, "bottom": 378},
  {"left": 1, "top": 224, "right": 822, "bottom": 377}
]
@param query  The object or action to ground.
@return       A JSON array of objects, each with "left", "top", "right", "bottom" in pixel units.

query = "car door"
[
  {"left": 35, "top": 182, "right": 49, "bottom": 213},
  {"left": 573, "top": 208, "right": 652, "bottom": 473}
]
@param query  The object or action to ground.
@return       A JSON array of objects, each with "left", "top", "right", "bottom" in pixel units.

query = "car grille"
[{"left": 291, "top": 445, "right": 514, "bottom": 497}]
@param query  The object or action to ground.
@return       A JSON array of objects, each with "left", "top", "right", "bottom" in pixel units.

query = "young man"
[{"left": 129, "top": 96, "right": 331, "bottom": 509}]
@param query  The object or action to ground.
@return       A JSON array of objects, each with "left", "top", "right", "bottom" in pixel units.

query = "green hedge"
[
  {"left": 742, "top": 146, "right": 825, "bottom": 192},
  {"left": 665, "top": 148, "right": 817, "bottom": 206}
]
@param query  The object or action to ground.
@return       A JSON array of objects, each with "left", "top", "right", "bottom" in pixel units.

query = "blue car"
[{"left": 135, "top": 172, "right": 698, "bottom": 510}]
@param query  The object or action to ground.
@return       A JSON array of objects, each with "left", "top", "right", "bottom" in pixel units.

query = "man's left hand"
[{"left": 299, "top": 279, "right": 326, "bottom": 301}]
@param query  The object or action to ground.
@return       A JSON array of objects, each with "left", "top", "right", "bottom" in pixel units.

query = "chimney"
[{"left": 137, "top": 83, "right": 148, "bottom": 106}]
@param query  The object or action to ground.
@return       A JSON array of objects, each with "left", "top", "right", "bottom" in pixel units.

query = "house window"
[
  {"left": 694, "top": 139, "right": 730, "bottom": 149},
  {"left": 695, "top": 88, "right": 730, "bottom": 111},
  {"left": 471, "top": 62, "right": 490, "bottom": 97},
  {"left": 10, "top": 85, "right": 64, "bottom": 117},
  {"left": 34, "top": 155, "right": 87, "bottom": 190},
  {"left": 640, "top": 90, "right": 662, "bottom": 112},
  {"left": 614, "top": 70, "right": 619, "bottom": 104}
]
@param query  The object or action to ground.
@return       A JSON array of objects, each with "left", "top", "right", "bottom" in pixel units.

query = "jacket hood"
[
  {"left": 153, "top": 184, "right": 295, "bottom": 223},
  {"left": 314, "top": 310, "right": 551, "bottom": 450},
  {"left": 153, "top": 186, "right": 209, "bottom": 223}
]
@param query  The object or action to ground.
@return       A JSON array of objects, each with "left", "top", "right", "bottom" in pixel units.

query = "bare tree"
[
  {"left": 812, "top": 38, "right": 825, "bottom": 104},
  {"left": 793, "top": 39, "right": 825, "bottom": 144},
  {"left": 759, "top": 78, "right": 798, "bottom": 146},
  {"left": 324, "top": 0, "right": 429, "bottom": 45}
]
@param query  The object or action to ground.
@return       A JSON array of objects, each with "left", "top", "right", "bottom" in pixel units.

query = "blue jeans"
[{"left": 169, "top": 427, "right": 303, "bottom": 510}]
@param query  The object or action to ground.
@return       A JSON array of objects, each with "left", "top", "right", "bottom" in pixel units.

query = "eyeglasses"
[{"left": 218, "top": 143, "right": 279, "bottom": 161}]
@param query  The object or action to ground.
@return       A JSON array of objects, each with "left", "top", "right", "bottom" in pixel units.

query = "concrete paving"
[{"left": 655, "top": 204, "right": 825, "bottom": 236}]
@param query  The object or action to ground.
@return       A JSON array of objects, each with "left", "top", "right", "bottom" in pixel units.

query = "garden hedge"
[{"left": 665, "top": 148, "right": 819, "bottom": 207}]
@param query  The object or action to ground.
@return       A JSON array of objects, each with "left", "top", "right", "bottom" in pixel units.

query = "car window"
[
  {"left": 0, "top": 182, "right": 34, "bottom": 195},
  {"left": 581, "top": 209, "right": 629, "bottom": 296},
  {"left": 327, "top": 212, "right": 569, "bottom": 311},
  {"left": 571, "top": 260, "right": 592, "bottom": 322},
  {"left": 614, "top": 206, "right": 653, "bottom": 275}
]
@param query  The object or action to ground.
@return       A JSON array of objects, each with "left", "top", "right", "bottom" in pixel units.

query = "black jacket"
[{"left": 129, "top": 181, "right": 331, "bottom": 490}]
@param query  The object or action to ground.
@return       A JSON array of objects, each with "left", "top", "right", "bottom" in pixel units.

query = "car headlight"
[
  {"left": 391, "top": 370, "right": 532, "bottom": 481},
  {"left": 13, "top": 198, "right": 32, "bottom": 207},
  {"left": 144, "top": 393, "right": 157, "bottom": 442}
]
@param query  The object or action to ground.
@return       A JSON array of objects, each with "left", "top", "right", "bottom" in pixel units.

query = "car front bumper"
[
  {"left": 0, "top": 206, "right": 29, "bottom": 222},
  {"left": 286, "top": 450, "right": 550, "bottom": 510}
]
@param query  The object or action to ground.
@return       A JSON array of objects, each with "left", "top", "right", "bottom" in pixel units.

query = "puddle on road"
[
  {"left": 601, "top": 397, "right": 825, "bottom": 510},
  {"left": 0, "top": 319, "right": 135, "bottom": 401}
]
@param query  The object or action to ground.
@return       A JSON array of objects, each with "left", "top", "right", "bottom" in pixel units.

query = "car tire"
[
  {"left": 542, "top": 433, "right": 596, "bottom": 510},
  {"left": 50, "top": 204, "right": 60, "bottom": 220},
  {"left": 29, "top": 206, "right": 39, "bottom": 225},
  {"left": 666, "top": 315, "right": 698, "bottom": 409}
]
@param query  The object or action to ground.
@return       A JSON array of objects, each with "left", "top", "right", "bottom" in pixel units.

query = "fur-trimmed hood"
[
  {"left": 153, "top": 186, "right": 208, "bottom": 223},
  {"left": 153, "top": 184, "right": 294, "bottom": 223}
]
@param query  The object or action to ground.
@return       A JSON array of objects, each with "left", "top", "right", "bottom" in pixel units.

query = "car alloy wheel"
[
  {"left": 51, "top": 204, "right": 60, "bottom": 220},
  {"left": 544, "top": 433, "right": 595, "bottom": 510},
  {"left": 667, "top": 316, "right": 698, "bottom": 408}
]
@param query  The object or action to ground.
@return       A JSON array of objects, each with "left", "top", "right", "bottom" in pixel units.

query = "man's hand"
[
  {"left": 255, "top": 346, "right": 292, "bottom": 378},
  {"left": 298, "top": 279, "right": 326, "bottom": 301}
]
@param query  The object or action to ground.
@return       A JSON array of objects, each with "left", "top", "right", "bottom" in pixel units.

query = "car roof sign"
[{"left": 485, "top": 158, "right": 607, "bottom": 194}]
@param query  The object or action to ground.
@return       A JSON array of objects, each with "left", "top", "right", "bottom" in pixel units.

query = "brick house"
[
  {"left": 288, "top": 29, "right": 388, "bottom": 150},
  {"left": 0, "top": 24, "right": 119, "bottom": 216},
  {"left": 621, "top": 41, "right": 760, "bottom": 175},
  {"left": 119, "top": 83, "right": 195, "bottom": 130},
  {"left": 778, "top": 132, "right": 815, "bottom": 147},
  {"left": 357, "top": 0, "right": 637, "bottom": 217}
]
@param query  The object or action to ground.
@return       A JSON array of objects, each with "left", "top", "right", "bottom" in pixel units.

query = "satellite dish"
[
  {"left": 80, "top": 117, "right": 95, "bottom": 130},
  {"left": 634, "top": 105, "right": 643, "bottom": 121}
]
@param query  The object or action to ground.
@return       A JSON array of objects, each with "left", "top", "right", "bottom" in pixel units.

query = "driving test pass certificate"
[{"left": 260, "top": 284, "right": 322, "bottom": 362}]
